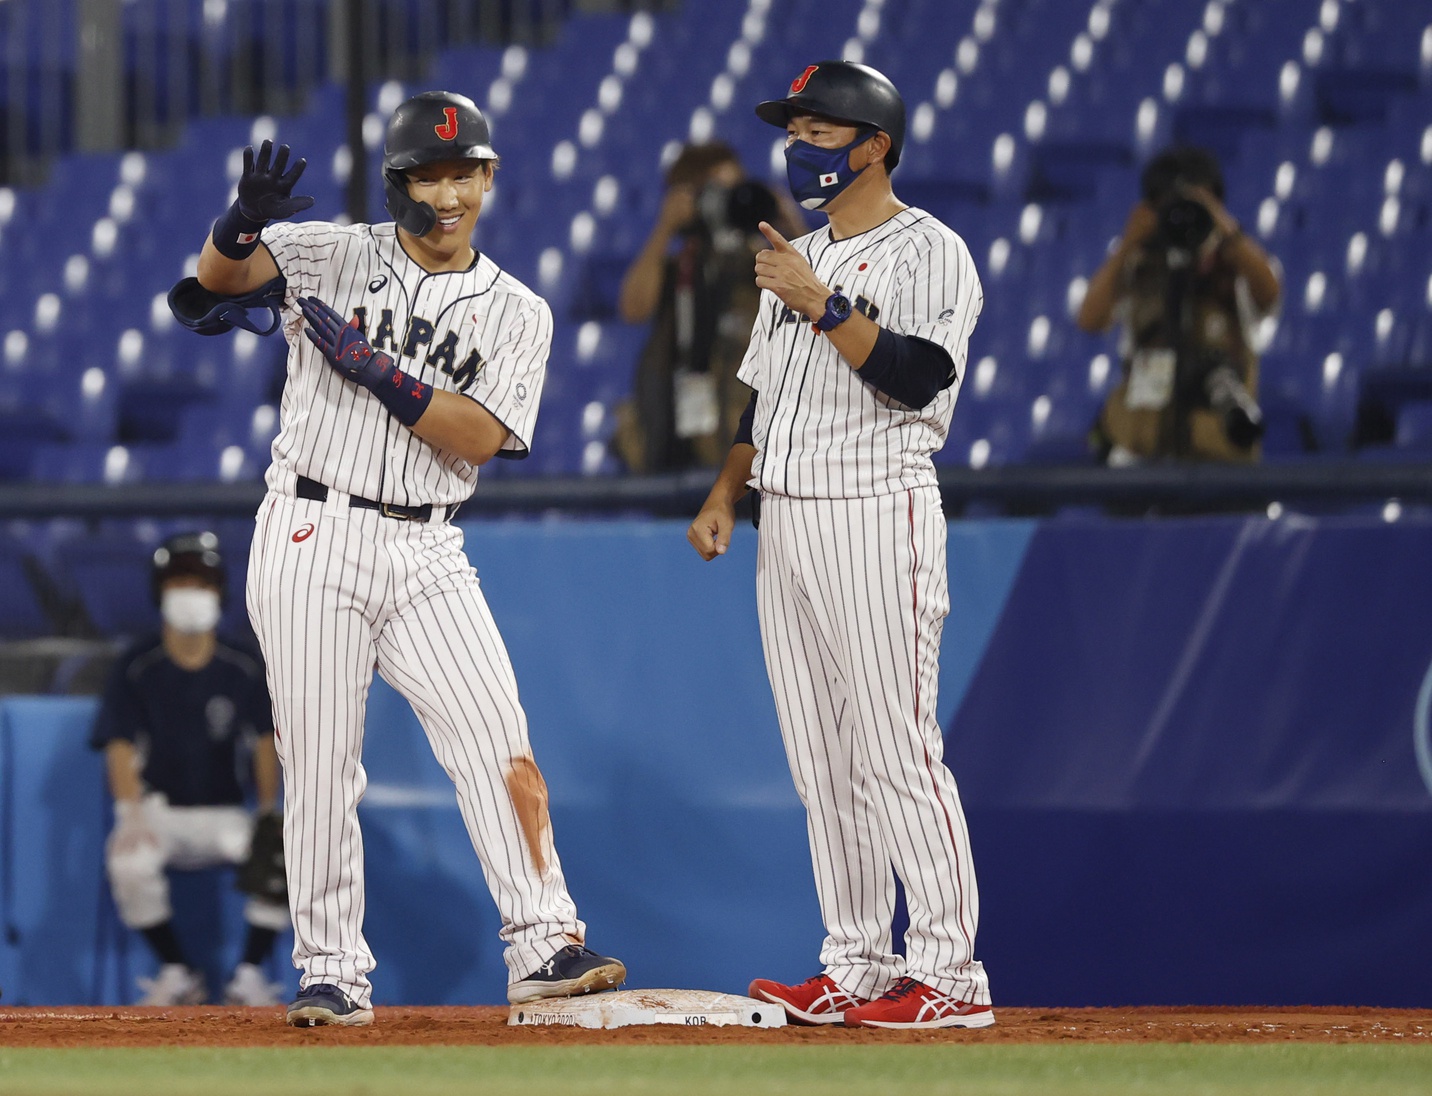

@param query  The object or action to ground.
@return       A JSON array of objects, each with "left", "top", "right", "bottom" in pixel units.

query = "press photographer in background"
[
  {"left": 1077, "top": 145, "right": 1281, "bottom": 464},
  {"left": 614, "top": 141, "right": 806, "bottom": 472}
]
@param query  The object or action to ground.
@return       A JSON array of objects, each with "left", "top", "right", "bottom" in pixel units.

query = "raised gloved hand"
[
  {"left": 298, "top": 296, "right": 434, "bottom": 427},
  {"left": 236, "top": 139, "right": 315, "bottom": 223},
  {"left": 211, "top": 139, "right": 315, "bottom": 261}
]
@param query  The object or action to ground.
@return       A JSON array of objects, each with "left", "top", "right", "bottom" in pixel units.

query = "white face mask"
[{"left": 161, "top": 588, "right": 222, "bottom": 634}]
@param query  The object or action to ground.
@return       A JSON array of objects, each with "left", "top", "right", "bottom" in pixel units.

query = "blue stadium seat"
[
  {"left": 1394, "top": 400, "right": 1432, "bottom": 451},
  {"left": 0, "top": 538, "right": 53, "bottom": 638},
  {"left": 0, "top": 1, "right": 1426, "bottom": 477},
  {"left": 51, "top": 532, "right": 161, "bottom": 636}
]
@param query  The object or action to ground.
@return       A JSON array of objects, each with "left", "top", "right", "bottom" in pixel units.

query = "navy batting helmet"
[
  {"left": 756, "top": 61, "right": 906, "bottom": 169},
  {"left": 167, "top": 275, "right": 287, "bottom": 336},
  {"left": 383, "top": 90, "right": 497, "bottom": 237},
  {"left": 151, "top": 531, "right": 225, "bottom": 605}
]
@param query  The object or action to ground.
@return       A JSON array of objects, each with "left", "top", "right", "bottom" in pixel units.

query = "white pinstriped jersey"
[
  {"left": 736, "top": 207, "right": 981, "bottom": 498},
  {"left": 261, "top": 220, "right": 552, "bottom": 507}
]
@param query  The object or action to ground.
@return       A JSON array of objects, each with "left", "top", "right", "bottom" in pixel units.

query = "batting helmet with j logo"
[{"left": 382, "top": 91, "right": 498, "bottom": 237}]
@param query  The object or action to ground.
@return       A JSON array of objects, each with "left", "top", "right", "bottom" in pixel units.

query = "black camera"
[
  {"left": 1193, "top": 354, "right": 1264, "bottom": 449},
  {"left": 1156, "top": 195, "right": 1215, "bottom": 253},
  {"left": 697, "top": 179, "right": 780, "bottom": 239}
]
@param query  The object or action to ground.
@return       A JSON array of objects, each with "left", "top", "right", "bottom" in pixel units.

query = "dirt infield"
[{"left": 1, "top": 1006, "right": 1427, "bottom": 1048}]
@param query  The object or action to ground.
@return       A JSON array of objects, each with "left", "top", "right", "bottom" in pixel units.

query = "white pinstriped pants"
[
  {"left": 247, "top": 491, "right": 584, "bottom": 1008},
  {"left": 756, "top": 488, "right": 990, "bottom": 1005}
]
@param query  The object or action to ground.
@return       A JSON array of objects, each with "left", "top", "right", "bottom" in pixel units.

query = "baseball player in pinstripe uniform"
[
  {"left": 688, "top": 61, "right": 993, "bottom": 1029},
  {"left": 189, "top": 90, "right": 625, "bottom": 1025}
]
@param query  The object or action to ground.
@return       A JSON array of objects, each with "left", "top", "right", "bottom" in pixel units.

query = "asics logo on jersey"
[
  {"left": 291, "top": 524, "right": 314, "bottom": 543},
  {"left": 351, "top": 305, "right": 487, "bottom": 392},
  {"left": 368, "top": 275, "right": 388, "bottom": 292},
  {"left": 434, "top": 107, "right": 460, "bottom": 140},
  {"left": 790, "top": 65, "right": 818, "bottom": 93}
]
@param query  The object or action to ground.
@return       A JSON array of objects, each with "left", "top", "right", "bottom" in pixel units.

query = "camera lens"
[
  {"left": 1159, "top": 197, "right": 1215, "bottom": 252},
  {"left": 724, "top": 181, "right": 780, "bottom": 236}
]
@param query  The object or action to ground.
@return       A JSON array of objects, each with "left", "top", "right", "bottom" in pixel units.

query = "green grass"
[{"left": 1, "top": 1045, "right": 1430, "bottom": 1096}]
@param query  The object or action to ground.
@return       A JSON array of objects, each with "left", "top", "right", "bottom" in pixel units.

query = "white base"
[{"left": 508, "top": 988, "right": 787, "bottom": 1029}]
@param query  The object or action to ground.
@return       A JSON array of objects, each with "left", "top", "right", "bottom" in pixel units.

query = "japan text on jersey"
[{"left": 260, "top": 220, "right": 553, "bottom": 507}]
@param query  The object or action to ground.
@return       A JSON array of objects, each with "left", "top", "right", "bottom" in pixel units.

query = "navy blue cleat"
[
  {"left": 285, "top": 983, "right": 375, "bottom": 1027},
  {"left": 507, "top": 945, "right": 627, "bottom": 1004}
]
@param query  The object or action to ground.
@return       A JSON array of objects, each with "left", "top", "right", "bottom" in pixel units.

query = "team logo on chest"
[
  {"left": 351, "top": 306, "right": 487, "bottom": 392},
  {"left": 206, "top": 696, "right": 236, "bottom": 742}
]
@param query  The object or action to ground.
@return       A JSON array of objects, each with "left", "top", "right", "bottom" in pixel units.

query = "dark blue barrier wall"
[
  {"left": 950, "top": 514, "right": 1432, "bottom": 1007},
  {"left": 2, "top": 516, "right": 1429, "bottom": 1006}
]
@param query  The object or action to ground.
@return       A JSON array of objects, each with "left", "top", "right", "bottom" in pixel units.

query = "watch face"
[{"left": 831, "top": 294, "right": 851, "bottom": 318}]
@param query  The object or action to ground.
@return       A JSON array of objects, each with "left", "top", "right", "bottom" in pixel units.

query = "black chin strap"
[{"left": 383, "top": 170, "right": 438, "bottom": 236}]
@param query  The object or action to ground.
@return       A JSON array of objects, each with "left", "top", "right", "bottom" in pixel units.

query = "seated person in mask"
[
  {"left": 1076, "top": 145, "right": 1281, "bottom": 464},
  {"left": 615, "top": 140, "right": 805, "bottom": 472},
  {"left": 90, "top": 531, "right": 288, "bottom": 1007}
]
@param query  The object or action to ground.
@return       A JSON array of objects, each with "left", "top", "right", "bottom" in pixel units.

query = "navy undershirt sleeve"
[
  {"left": 734, "top": 389, "right": 757, "bottom": 446},
  {"left": 855, "top": 328, "right": 958, "bottom": 409},
  {"left": 89, "top": 648, "right": 143, "bottom": 751}
]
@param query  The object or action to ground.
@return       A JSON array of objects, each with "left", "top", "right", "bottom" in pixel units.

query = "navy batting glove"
[
  {"left": 299, "top": 296, "right": 391, "bottom": 386},
  {"left": 212, "top": 140, "right": 315, "bottom": 260},
  {"left": 237, "top": 139, "right": 315, "bottom": 222},
  {"left": 299, "top": 296, "right": 434, "bottom": 427}
]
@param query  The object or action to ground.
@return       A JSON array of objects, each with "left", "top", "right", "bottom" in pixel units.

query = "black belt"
[{"left": 296, "top": 475, "right": 455, "bottom": 522}]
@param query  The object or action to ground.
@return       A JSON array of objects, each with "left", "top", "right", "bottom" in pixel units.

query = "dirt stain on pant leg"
[{"left": 505, "top": 755, "right": 551, "bottom": 877}]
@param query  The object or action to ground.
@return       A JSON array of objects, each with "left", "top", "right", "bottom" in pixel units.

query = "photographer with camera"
[
  {"left": 614, "top": 141, "right": 805, "bottom": 472},
  {"left": 1077, "top": 145, "right": 1281, "bottom": 464}
]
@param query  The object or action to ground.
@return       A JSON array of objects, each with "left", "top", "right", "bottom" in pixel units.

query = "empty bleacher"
[{"left": 0, "top": 0, "right": 1428, "bottom": 662}]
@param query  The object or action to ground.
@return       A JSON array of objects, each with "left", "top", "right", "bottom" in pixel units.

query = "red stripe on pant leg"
[{"left": 906, "top": 491, "right": 977, "bottom": 960}]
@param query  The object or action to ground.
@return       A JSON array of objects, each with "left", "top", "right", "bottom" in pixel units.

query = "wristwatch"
[{"left": 814, "top": 291, "right": 853, "bottom": 332}]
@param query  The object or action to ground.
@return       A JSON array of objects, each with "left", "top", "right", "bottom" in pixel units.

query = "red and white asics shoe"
[
  {"left": 842, "top": 977, "right": 995, "bottom": 1029},
  {"left": 748, "top": 974, "right": 868, "bottom": 1025}
]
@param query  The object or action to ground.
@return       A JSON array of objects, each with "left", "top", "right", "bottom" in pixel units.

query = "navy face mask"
[{"left": 784, "top": 129, "right": 877, "bottom": 211}]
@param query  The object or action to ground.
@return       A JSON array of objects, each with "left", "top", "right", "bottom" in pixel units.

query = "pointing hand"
[{"left": 754, "top": 221, "right": 828, "bottom": 317}]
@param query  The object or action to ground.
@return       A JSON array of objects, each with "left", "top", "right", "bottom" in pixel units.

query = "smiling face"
[{"left": 400, "top": 157, "right": 494, "bottom": 269}]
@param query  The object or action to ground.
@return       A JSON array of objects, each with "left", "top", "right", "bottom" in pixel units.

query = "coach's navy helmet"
[
  {"left": 383, "top": 90, "right": 497, "bottom": 236},
  {"left": 756, "top": 61, "right": 906, "bottom": 169},
  {"left": 151, "top": 530, "right": 225, "bottom": 604}
]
